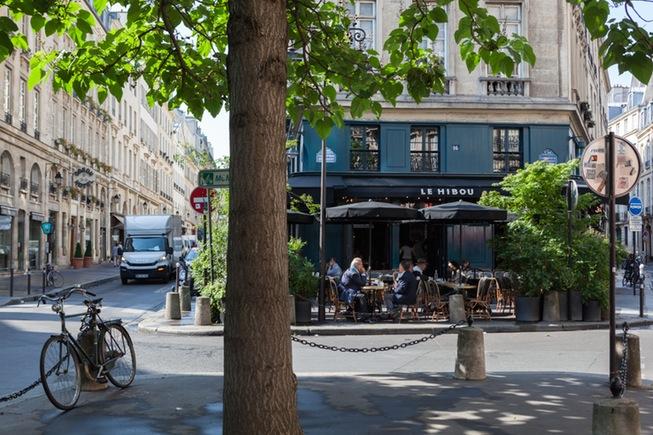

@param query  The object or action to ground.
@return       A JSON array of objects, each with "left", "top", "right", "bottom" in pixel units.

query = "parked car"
[{"left": 179, "top": 247, "right": 199, "bottom": 293}]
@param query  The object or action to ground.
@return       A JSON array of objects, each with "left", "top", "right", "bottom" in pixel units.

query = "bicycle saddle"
[{"left": 83, "top": 297, "right": 103, "bottom": 306}]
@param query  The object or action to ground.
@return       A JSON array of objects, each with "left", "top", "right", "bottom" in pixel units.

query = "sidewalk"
[
  {"left": 2, "top": 372, "right": 653, "bottom": 434},
  {"left": 0, "top": 263, "right": 118, "bottom": 306},
  {"left": 138, "top": 279, "right": 653, "bottom": 336}
]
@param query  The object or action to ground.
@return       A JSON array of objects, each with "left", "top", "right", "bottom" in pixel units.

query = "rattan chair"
[
  {"left": 327, "top": 277, "right": 356, "bottom": 322},
  {"left": 427, "top": 279, "right": 449, "bottom": 321},
  {"left": 465, "top": 277, "right": 493, "bottom": 320}
]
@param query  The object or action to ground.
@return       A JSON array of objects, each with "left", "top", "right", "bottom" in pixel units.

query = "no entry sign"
[{"left": 189, "top": 187, "right": 209, "bottom": 214}]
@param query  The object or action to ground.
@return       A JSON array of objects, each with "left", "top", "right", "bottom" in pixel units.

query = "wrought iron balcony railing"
[
  {"left": 350, "top": 149, "right": 379, "bottom": 171},
  {"left": 410, "top": 151, "right": 439, "bottom": 172}
]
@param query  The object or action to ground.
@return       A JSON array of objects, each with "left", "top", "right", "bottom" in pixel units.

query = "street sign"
[
  {"left": 581, "top": 136, "right": 641, "bottom": 198},
  {"left": 198, "top": 169, "right": 229, "bottom": 188},
  {"left": 629, "top": 196, "right": 643, "bottom": 216},
  {"left": 189, "top": 187, "right": 209, "bottom": 214},
  {"left": 40, "top": 221, "right": 53, "bottom": 235},
  {"left": 630, "top": 215, "right": 642, "bottom": 231}
]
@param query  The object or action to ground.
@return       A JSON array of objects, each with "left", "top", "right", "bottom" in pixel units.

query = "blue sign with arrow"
[{"left": 629, "top": 196, "right": 643, "bottom": 216}]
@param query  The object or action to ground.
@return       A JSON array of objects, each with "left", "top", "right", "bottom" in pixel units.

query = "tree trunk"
[{"left": 225, "top": 0, "right": 301, "bottom": 434}]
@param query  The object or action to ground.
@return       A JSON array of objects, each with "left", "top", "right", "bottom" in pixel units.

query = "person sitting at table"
[
  {"left": 460, "top": 259, "right": 473, "bottom": 279},
  {"left": 384, "top": 260, "right": 418, "bottom": 319},
  {"left": 338, "top": 257, "right": 371, "bottom": 318},
  {"left": 326, "top": 257, "right": 343, "bottom": 280},
  {"left": 413, "top": 258, "right": 428, "bottom": 280},
  {"left": 447, "top": 260, "right": 460, "bottom": 281}
]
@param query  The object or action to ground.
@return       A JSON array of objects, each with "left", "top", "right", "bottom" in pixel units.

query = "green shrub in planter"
[
  {"left": 84, "top": 240, "right": 92, "bottom": 258},
  {"left": 288, "top": 238, "right": 318, "bottom": 300},
  {"left": 74, "top": 242, "right": 83, "bottom": 258}
]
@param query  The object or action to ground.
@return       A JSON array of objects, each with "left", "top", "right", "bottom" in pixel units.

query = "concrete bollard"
[
  {"left": 592, "top": 398, "right": 640, "bottom": 435},
  {"left": 165, "top": 292, "right": 181, "bottom": 320},
  {"left": 289, "top": 294, "right": 296, "bottom": 325},
  {"left": 77, "top": 330, "right": 108, "bottom": 391},
  {"left": 542, "top": 291, "right": 560, "bottom": 322},
  {"left": 195, "top": 296, "right": 212, "bottom": 326},
  {"left": 179, "top": 285, "right": 191, "bottom": 312},
  {"left": 448, "top": 294, "right": 466, "bottom": 323},
  {"left": 617, "top": 333, "right": 642, "bottom": 388},
  {"left": 454, "top": 327, "right": 486, "bottom": 381}
]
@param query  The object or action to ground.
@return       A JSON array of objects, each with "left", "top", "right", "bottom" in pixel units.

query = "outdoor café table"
[
  {"left": 361, "top": 284, "right": 387, "bottom": 313},
  {"left": 438, "top": 281, "right": 476, "bottom": 297}
]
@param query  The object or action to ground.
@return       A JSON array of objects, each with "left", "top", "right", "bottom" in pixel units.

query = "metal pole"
[
  {"left": 567, "top": 180, "right": 573, "bottom": 321},
  {"left": 42, "top": 267, "right": 46, "bottom": 294},
  {"left": 9, "top": 268, "right": 13, "bottom": 297},
  {"left": 607, "top": 132, "right": 620, "bottom": 397},
  {"left": 27, "top": 269, "right": 31, "bottom": 296},
  {"left": 640, "top": 263, "right": 645, "bottom": 318},
  {"left": 318, "top": 138, "right": 327, "bottom": 322},
  {"left": 207, "top": 189, "right": 215, "bottom": 283},
  {"left": 633, "top": 231, "right": 637, "bottom": 295}
]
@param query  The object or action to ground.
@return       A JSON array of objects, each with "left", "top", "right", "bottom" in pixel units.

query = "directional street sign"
[
  {"left": 40, "top": 221, "right": 54, "bottom": 235},
  {"left": 198, "top": 169, "right": 229, "bottom": 188},
  {"left": 189, "top": 187, "right": 209, "bottom": 214},
  {"left": 629, "top": 196, "right": 643, "bottom": 216}
]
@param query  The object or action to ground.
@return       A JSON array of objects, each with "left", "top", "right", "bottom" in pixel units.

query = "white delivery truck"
[{"left": 120, "top": 215, "right": 183, "bottom": 284}]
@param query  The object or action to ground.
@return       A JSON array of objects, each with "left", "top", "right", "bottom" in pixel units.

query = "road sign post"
[{"left": 581, "top": 133, "right": 641, "bottom": 398}]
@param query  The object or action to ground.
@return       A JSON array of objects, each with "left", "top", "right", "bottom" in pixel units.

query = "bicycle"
[
  {"left": 37, "top": 286, "right": 136, "bottom": 410},
  {"left": 45, "top": 263, "right": 64, "bottom": 288}
]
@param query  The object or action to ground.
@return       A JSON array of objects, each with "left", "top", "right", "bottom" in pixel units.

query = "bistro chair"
[
  {"left": 427, "top": 279, "right": 449, "bottom": 321},
  {"left": 398, "top": 279, "right": 422, "bottom": 322},
  {"left": 495, "top": 273, "right": 516, "bottom": 313},
  {"left": 465, "top": 277, "right": 493, "bottom": 320},
  {"left": 327, "top": 277, "right": 355, "bottom": 322}
]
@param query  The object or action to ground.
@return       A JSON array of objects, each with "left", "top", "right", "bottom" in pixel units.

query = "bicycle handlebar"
[{"left": 37, "top": 286, "right": 96, "bottom": 306}]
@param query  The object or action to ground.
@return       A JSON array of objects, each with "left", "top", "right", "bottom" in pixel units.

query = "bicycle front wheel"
[
  {"left": 40, "top": 336, "right": 81, "bottom": 410},
  {"left": 100, "top": 324, "right": 136, "bottom": 388},
  {"left": 49, "top": 271, "right": 64, "bottom": 288}
]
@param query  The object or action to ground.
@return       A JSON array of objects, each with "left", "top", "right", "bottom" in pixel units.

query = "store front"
[{"left": 29, "top": 212, "right": 44, "bottom": 270}]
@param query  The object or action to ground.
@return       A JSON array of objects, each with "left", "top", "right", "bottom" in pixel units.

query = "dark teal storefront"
[{"left": 289, "top": 120, "right": 575, "bottom": 276}]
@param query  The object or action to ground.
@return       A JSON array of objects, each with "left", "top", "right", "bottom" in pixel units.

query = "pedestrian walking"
[
  {"left": 112, "top": 243, "right": 119, "bottom": 267},
  {"left": 116, "top": 243, "right": 124, "bottom": 266}
]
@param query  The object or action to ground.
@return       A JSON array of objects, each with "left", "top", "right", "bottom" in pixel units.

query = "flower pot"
[
  {"left": 288, "top": 294, "right": 296, "bottom": 325},
  {"left": 83, "top": 256, "right": 92, "bottom": 267},
  {"left": 516, "top": 296, "right": 541, "bottom": 322},
  {"left": 72, "top": 257, "right": 84, "bottom": 269},
  {"left": 582, "top": 300, "right": 601, "bottom": 322},
  {"left": 542, "top": 291, "right": 561, "bottom": 322},
  {"left": 558, "top": 291, "right": 569, "bottom": 321},
  {"left": 294, "top": 298, "right": 312, "bottom": 325},
  {"left": 569, "top": 290, "right": 583, "bottom": 321}
]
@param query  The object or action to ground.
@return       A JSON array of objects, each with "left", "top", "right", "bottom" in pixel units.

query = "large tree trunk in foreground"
[{"left": 225, "top": 0, "right": 301, "bottom": 434}]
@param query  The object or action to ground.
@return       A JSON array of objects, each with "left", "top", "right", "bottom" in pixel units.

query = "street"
[{"left": 3, "top": 277, "right": 653, "bottom": 433}]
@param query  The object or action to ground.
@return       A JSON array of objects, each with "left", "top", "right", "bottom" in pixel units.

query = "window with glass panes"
[
  {"left": 492, "top": 128, "right": 521, "bottom": 173},
  {"left": 350, "top": 125, "right": 379, "bottom": 171},
  {"left": 486, "top": 3, "right": 522, "bottom": 76},
  {"left": 420, "top": 5, "right": 448, "bottom": 71},
  {"left": 3, "top": 67, "right": 11, "bottom": 116},
  {"left": 346, "top": 1, "right": 375, "bottom": 50},
  {"left": 33, "top": 90, "right": 39, "bottom": 132},
  {"left": 18, "top": 78, "right": 26, "bottom": 125},
  {"left": 410, "top": 127, "right": 439, "bottom": 172}
]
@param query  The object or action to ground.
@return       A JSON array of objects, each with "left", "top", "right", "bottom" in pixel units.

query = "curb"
[
  {"left": 138, "top": 311, "right": 653, "bottom": 337},
  {"left": 0, "top": 276, "right": 119, "bottom": 307}
]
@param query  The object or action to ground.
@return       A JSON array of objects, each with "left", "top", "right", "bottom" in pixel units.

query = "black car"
[{"left": 179, "top": 247, "right": 199, "bottom": 292}]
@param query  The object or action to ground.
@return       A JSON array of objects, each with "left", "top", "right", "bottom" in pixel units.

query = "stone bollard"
[
  {"left": 454, "top": 327, "right": 486, "bottom": 381},
  {"left": 166, "top": 292, "right": 181, "bottom": 320},
  {"left": 77, "top": 329, "right": 108, "bottom": 391},
  {"left": 195, "top": 296, "right": 212, "bottom": 326},
  {"left": 617, "top": 333, "right": 642, "bottom": 388},
  {"left": 288, "top": 294, "right": 296, "bottom": 325},
  {"left": 592, "top": 398, "right": 640, "bottom": 435},
  {"left": 448, "top": 294, "right": 466, "bottom": 323},
  {"left": 179, "top": 285, "right": 191, "bottom": 312},
  {"left": 543, "top": 291, "right": 561, "bottom": 322}
]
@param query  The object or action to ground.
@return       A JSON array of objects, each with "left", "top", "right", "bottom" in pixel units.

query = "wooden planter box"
[
  {"left": 83, "top": 256, "right": 92, "bottom": 267},
  {"left": 72, "top": 257, "right": 84, "bottom": 269}
]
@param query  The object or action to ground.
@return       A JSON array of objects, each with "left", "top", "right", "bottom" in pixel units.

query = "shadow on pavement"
[{"left": 2, "top": 371, "right": 653, "bottom": 434}]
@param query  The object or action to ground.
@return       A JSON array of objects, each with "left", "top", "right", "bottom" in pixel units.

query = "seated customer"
[
  {"left": 326, "top": 257, "right": 343, "bottom": 280},
  {"left": 384, "top": 260, "right": 418, "bottom": 317},
  {"left": 338, "top": 258, "right": 371, "bottom": 316},
  {"left": 413, "top": 258, "right": 428, "bottom": 279}
]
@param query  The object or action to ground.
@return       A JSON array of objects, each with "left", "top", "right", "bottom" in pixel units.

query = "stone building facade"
[{"left": 0, "top": 4, "right": 211, "bottom": 272}]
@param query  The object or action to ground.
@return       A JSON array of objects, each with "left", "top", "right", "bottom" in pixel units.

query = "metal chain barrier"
[
  {"left": 0, "top": 364, "right": 57, "bottom": 403},
  {"left": 291, "top": 320, "right": 467, "bottom": 353},
  {"left": 619, "top": 322, "right": 630, "bottom": 392}
]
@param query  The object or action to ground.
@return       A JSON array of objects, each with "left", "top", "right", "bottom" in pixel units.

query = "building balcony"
[
  {"left": 410, "top": 151, "right": 439, "bottom": 172},
  {"left": 20, "top": 121, "right": 27, "bottom": 132},
  {"left": 481, "top": 77, "right": 528, "bottom": 97},
  {"left": 19, "top": 177, "right": 28, "bottom": 191},
  {"left": 34, "top": 129, "right": 40, "bottom": 141},
  {"left": 4, "top": 112, "right": 11, "bottom": 124},
  {"left": 350, "top": 149, "right": 379, "bottom": 171},
  {"left": 30, "top": 183, "right": 40, "bottom": 195},
  {"left": 0, "top": 172, "right": 9, "bottom": 189}
]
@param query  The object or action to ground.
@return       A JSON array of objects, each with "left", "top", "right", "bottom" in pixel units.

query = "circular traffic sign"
[
  {"left": 581, "top": 135, "right": 641, "bottom": 198},
  {"left": 189, "top": 187, "right": 209, "bottom": 214},
  {"left": 629, "top": 196, "right": 643, "bottom": 216}
]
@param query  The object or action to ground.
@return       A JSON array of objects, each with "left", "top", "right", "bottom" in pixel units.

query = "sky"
[{"left": 199, "top": 2, "right": 653, "bottom": 159}]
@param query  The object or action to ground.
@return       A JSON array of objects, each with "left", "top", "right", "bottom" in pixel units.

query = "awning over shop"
[
  {"left": 30, "top": 212, "right": 44, "bottom": 221},
  {"left": 111, "top": 213, "right": 125, "bottom": 229}
]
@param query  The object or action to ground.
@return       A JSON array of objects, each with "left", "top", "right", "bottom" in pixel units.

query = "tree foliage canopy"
[{"left": 1, "top": 0, "right": 650, "bottom": 138}]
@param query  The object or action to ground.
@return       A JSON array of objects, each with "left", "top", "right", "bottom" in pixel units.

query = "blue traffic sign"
[
  {"left": 629, "top": 197, "right": 643, "bottom": 216},
  {"left": 40, "top": 221, "right": 54, "bottom": 235}
]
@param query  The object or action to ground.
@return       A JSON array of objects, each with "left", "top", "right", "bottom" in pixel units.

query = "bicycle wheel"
[
  {"left": 100, "top": 324, "right": 136, "bottom": 388},
  {"left": 49, "top": 271, "right": 64, "bottom": 288},
  {"left": 40, "top": 335, "right": 81, "bottom": 410}
]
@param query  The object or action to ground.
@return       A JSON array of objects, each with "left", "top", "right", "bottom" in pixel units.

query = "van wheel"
[{"left": 121, "top": 277, "right": 128, "bottom": 285}]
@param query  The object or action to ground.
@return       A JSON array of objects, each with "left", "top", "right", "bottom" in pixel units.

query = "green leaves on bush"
[
  {"left": 74, "top": 242, "right": 83, "bottom": 259},
  {"left": 288, "top": 238, "right": 318, "bottom": 300},
  {"left": 84, "top": 240, "right": 92, "bottom": 258}
]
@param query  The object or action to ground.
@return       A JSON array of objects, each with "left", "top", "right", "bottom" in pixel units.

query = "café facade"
[{"left": 288, "top": 115, "right": 586, "bottom": 276}]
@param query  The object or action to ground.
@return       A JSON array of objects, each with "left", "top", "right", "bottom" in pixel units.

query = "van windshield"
[{"left": 125, "top": 237, "right": 167, "bottom": 252}]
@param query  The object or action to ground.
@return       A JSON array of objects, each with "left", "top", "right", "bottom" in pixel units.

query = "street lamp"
[{"left": 54, "top": 172, "right": 63, "bottom": 188}]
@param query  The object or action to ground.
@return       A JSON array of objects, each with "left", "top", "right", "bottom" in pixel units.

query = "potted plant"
[
  {"left": 288, "top": 238, "right": 318, "bottom": 325},
  {"left": 72, "top": 242, "right": 84, "bottom": 269},
  {"left": 83, "top": 240, "right": 93, "bottom": 267}
]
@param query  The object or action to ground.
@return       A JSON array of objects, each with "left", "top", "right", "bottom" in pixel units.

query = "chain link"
[
  {"left": 619, "top": 322, "right": 629, "bottom": 392},
  {"left": 0, "top": 364, "right": 57, "bottom": 404},
  {"left": 291, "top": 320, "right": 467, "bottom": 353}
]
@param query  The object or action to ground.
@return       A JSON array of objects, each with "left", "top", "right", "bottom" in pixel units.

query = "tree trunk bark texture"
[{"left": 226, "top": 1, "right": 301, "bottom": 434}]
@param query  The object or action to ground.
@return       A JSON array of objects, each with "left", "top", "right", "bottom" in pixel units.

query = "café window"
[
  {"left": 410, "top": 126, "right": 439, "bottom": 172},
  {"left": 350, "top": 125, "right": 379, "bottom": 171},
  {"left": 492, "top": 128, "right": 522, "bottom": 173}
]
